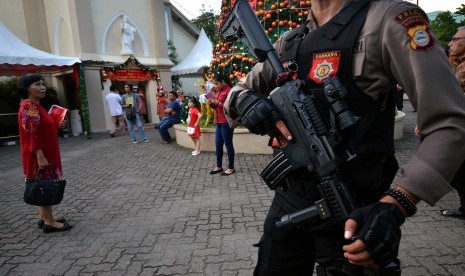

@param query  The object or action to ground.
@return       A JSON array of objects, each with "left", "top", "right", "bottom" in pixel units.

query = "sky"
[{"left": 172, "top": 0, "right": 464, "bottom": 19}]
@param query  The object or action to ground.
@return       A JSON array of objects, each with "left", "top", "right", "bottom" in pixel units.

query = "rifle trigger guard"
[{"left": 345, "top": 148, "right": 357, "bottom": 161}]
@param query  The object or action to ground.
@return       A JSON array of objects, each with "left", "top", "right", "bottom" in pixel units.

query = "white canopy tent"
[
  {"left": 171, "top": 28, "right": 212, "bottom": 77},
  {"left": 0, "top": 21, "right": 80, "bottom": 75},
  {"left": 0, "top": 21, "right": 82, "bottom": 140}
]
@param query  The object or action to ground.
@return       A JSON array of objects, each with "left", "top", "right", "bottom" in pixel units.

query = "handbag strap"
[{"left": 36, "top": 165, "right": 58, "bottom": 180}]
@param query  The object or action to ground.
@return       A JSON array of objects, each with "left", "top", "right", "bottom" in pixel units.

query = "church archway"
[
  {"left": 53, "top": 14, "right": 74, "bottom": 56},
  {"left": 102, "top": 12, "right": 149, "bottom": 56}
]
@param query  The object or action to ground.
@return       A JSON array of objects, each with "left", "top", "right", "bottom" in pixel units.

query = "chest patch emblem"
[{"left": 308, "top": 51, "right": 341, "bottom": 84}]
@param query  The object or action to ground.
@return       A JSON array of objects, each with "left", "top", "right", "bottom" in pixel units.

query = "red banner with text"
[{"left": 106, "top": 68, "right": 156, "bottom": 81}]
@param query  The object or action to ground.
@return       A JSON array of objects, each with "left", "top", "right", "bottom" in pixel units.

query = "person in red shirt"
[
  {"left": 156, "top": 85, "right": 167, "bottom": 121},
  {"left": 208, "top": 74, "right": 235, "bottom": 175},
  {"left": 17, "top": 74, "right": 72, "bottom": 233},
  {"left": 187, "top": 97, "right": 202, "bottom": 155}
]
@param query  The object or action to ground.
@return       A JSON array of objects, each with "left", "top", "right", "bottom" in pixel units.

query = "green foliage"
[
  {"left": 192, "top": 5, "right": 220, "bottom": 45},
  {"left": 456, "top": 4, "right": 465, "bottom": 25},
  {"left": 456, "top": 4, "right": 465, "bottom": 16},
  {"left": 167, "top": 40, "right": 180, "bottom": 65},
  {"left": 431, "top": 11, "right": 460, "bottom": 49},
  {"left": 0, "top": 77, "right": 21, "bottom": 113},
  {"left": 167, "top": 40, "right": 182, "bottom": 90},
  {"left": 180, "top": 100, "right": 189, "bottom": 123}
]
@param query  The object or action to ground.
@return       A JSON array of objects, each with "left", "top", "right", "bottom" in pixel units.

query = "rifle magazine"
[{"left": 260, "top": 152, "right": 294, "bottom": 190}]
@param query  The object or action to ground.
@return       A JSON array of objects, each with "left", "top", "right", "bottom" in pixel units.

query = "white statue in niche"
[{"left": 121, "top": 16, "right": 136, "bottom": 55}]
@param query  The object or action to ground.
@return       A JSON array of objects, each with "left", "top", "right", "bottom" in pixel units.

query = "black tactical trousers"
[
  {"left": 253, "top": 185, "right": 399, "bottom": 276},
  {"left": 450, "top": 160, "right": 465, "bottom": 212},
  {"left": 253, "top": 186, "right": 359, "bottom": 276}
]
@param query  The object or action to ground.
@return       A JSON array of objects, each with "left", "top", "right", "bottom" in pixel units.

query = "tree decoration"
[
  {"left": 209, "top": 0, "right": 311, "bottom": 83},
  {"left": 78, "top": 63, "right": 92, "bottom": 139}
]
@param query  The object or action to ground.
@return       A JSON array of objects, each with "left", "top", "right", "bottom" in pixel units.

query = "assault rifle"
[{"left": 220, "top": 0, "right": 359, "bottom": 228}]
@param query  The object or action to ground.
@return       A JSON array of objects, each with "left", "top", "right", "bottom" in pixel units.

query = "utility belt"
[
  {"left": 316, "top": 258, "right": 401, "bottom": 276},
  {"left": 272, "top": 148, "right": 397, "bottom": 206}
]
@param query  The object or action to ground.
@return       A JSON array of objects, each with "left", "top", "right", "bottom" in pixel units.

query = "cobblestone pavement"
[{"left": 1, "top": 102, "right": 464, "bottom": 276}]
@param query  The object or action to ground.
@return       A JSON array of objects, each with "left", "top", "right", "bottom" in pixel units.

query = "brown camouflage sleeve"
[{"left": 380, "top": 3, "right": 465, "bottom": 204}]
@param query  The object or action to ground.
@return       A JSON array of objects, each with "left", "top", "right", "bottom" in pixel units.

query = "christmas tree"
[{"left": 209, "top": 0, "right": 311, "bottom": 82}]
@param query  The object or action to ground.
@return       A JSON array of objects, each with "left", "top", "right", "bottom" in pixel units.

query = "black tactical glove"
[
  {"left": 348, "top": 202, "right": 405, "bottom": 267},
  {"left": 235, "top": 91, "right": 282, "bottom": 135}
]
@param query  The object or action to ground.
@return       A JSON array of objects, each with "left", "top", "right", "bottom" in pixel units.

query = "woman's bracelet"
[{"left": 383, "top": 188, "right": 417, "bottom": 217}]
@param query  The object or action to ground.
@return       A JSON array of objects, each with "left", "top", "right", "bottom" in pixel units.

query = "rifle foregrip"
[{"left": 276, "top": 199, "right": 330, "bottom": 228}]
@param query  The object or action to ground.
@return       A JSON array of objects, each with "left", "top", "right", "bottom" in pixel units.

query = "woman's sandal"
[
  {"left": 38, "top": 218, "right": 66, "bottom": 229},
  {"left": 440, "top": 209, "right": 465, "bottom": 219},
  {"left": 43, "top": 222, "right": 73, "bottom": 233},
  {"left": 209, "top": 168, "right": 223, "bottom": 175},
  {"left": 221, "top": 169, "right": 235, "bottom": 176}
]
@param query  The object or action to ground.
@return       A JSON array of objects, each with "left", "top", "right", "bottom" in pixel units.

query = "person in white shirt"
[{"left": 105, "top": 85, "right": 126, "bottom": 137}]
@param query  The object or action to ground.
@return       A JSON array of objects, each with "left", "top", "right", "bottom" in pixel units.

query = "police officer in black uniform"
[{"left": 224, "top": 0, "right": 465, "bottom": 275}]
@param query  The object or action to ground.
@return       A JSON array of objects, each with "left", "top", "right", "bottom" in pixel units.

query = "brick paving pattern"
[{"left": 1, "top": 102, "right": 464, "bottom": 276}]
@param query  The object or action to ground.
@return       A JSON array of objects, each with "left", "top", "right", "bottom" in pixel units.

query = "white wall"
[{"left": 171, "top": 19, "right": 203, "bottom": 95}]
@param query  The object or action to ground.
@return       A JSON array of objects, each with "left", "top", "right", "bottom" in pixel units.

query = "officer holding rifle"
[{"left": 223, "top": 0, "right": 465, "bottom": 275}]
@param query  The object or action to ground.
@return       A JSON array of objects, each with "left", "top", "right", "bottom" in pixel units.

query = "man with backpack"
[{"left": 121, "top": 83, "right": 149, "bottom": 144}]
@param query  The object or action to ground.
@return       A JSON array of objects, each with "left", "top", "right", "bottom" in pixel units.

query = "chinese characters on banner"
[{"left": 106, "top": 68, "right": 157, "bottom": 81}]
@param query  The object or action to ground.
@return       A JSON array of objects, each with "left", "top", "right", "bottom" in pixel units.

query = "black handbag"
[
  {"left": 23, "top": 169, "right": 66, "bottom": 206},
  {"left": 125, "top": 105, "right": 137, "bottom": 121}
]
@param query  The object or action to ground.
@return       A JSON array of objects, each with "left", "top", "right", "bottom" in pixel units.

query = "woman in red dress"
[
  {"left": 187, "top": 97, "right": 202, "bottom": 155},
  {"left": 17, "top": 74, "right": 72, "bottom": 233}
]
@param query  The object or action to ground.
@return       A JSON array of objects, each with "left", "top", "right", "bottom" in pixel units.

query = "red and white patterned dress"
[
  {"left": 187, "top": 107, "right": 201, "bottom": 138},
  {"left": 18, "top": 99, "right": 62, "bottom": 180}
]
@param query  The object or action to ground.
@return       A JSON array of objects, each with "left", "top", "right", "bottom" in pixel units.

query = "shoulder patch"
[{"left": 395, "top": 8, "right": 434, "bottom": 51}]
